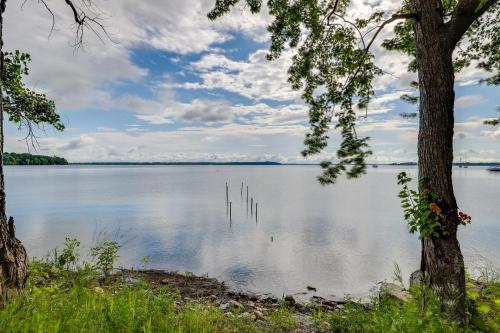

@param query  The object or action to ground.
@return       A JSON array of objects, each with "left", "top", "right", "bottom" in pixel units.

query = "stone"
[
  {"left": 284, "top": 295, "right": 296, "bottom": 306},
  {"left": 123, "top": 276, "right": 140, "bottom": 285},
  {"left": 379, "top": 282, "right": 410, "bottom": 302},
  {"left": 306, "top": 285, "right": 317, "bottom": 292},
  {"left": 229, "top": 299, "right": 245, "bottom": 311},
  {"left": 253, "top": 310, "right": 265, "bottom": 321},
  {"left": 237, "top": 312, "right": 255, "bottom": 320},
  {"left": 94, "top": 286, "right": 104, "bottom": 294},
  {"left": 409, "top": 270, "right": 423, "bottom": 288},
  {"left": 219, "top": 303, "right": 230, "bottom": 311},
  {"left": 260, "top": 295, "right": 278, "bottom": 304},
  {"left": 160, "top": 279, "right": 168, "bottom": 285},
  {"left": 316, "top": 303, "right": 334, "bottom": 312}
]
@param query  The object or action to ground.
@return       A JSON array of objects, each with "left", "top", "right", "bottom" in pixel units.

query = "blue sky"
[{"left": 4, "top": 0, "right": 499, "bottom": 163}]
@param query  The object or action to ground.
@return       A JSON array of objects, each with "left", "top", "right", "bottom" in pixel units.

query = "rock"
[
  {"left": 229, "top": 300, "right": 245, "bottom": 311},
  {"left": 306, "top": 285, "right": 317, "bottom": 292},
  {"left": 284, "top": 295, "right": 296, "bottom": 306},
  {"left": 379, "top": 282, "right": 410, "bottom": 302},
  {"left": 316, "top": 303, "right": 334, "bottom": 312},
  {"left": 311, "top": 295, "right": 325, "bottom": 303},
  {"left": 94, "top": 286, "right": 104, "bottom": 294},
  {"left": 219, "top": 303, "right": 230, "bottom": 311},
  {"left": 237, "top": 312, "right": 255, "bottom": 320},
  {"left": 123, "top": 276, "right": 140, "bottom": 285},
  {"left": 260, "top": 295, "right": 278, "bottom": 304},
  {"left": 409, "top": 270, "right": 423, "bottom": 288},
  {"left": 208, "top": 294, "right": 218, "bottom": 302},
  {"left": 225, "top": 312, "right": 234, "bottom": 318},
  {"left": 247, "top": 301, "right": 256, "bottom": 308},
  {"left": 253, "top": 310, "right": 265, "bottom": 321},
  {"left": 329, "top": 296, "right": 348, "bottom": 304},
  {"left": 160, "top": 279, "right": 168, "bottom": 285}
]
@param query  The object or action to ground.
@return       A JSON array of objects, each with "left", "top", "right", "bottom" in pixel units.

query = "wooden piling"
[
  {"left": 230, "top": 202, "right": 232, "bottom": 221},
  {"left": 256, "top": 203, "right": 258, "bottom": 221},
  {"left": 251, "top": 198, "right": 253, "bottom": 215}
]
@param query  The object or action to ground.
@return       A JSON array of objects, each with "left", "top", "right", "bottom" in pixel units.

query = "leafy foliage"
[
  {"left": 208, "top": 1, "right": 499, "bottom": 184},
  {"left": 483, "top": 106, "right": 500, "bottom": 126},
  {"left": 2, "top": 50, "right": 64, "bottom": 139},
  {"left": 327, "top": 279, "right": 500, "bottom": 333},
  {"left": 90, "top": 240, "right": 120, "bottom": 277},
  {"left": 56, "top": 238, "right": 81, "bottom": 270},
  {"left": 3, "top": 152, "right": 68, "bottom": 165},
  {"left": 397, "top": 172, "right": 471, "bottom": 239}
]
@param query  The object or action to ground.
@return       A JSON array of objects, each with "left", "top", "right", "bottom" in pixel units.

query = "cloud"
[
  {"left": 172, "top": 49, "right": 299, "bottom": 101},
  {"left": 455, "top": 95, "right": 483, "bottom": 109}
]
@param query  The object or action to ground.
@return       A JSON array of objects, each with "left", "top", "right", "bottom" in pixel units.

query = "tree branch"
[
  {"left": 365, "top": 13, "right": 414, "bottom": 52},
  {"left": 447, "top": 0, "right": 498, "bottom": 47}
]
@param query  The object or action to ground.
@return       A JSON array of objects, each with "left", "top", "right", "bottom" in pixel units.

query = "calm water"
[{"left": 5, "top": 165, "right": 499, "bottom": 299}]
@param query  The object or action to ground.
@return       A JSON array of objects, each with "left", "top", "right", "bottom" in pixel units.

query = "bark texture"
[
  {"left": 0, "top": 0, "right": 28, "bottom": 294},
  {"left": 410, "top": 0, "right": 465, "bottom": 320}
]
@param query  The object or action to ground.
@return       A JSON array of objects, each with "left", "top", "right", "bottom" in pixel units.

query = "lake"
[{"left": 5, "top": 165, "right": 499, "bottom": 300}]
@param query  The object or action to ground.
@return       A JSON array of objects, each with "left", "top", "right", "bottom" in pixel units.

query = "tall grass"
[
  {"left": 326, "top": 275, "right": 500, "bottom": 333},
  {"left": 0, "top": 261, "right": 259, "bottom": 333}
]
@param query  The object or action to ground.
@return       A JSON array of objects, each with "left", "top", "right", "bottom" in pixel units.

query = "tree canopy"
[
  {"left": 2, "top": 50, "right": 64, "bottom": 142},
  {"left": 3, "top": 152, "right": 68, "bottom": 165},
  {"left": 209, "top": 0, "right": 499, "bottom": 184}
]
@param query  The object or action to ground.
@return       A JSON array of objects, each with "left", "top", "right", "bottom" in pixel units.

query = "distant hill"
[{"left": 3, "top": 152, "right": 68, "bottom": 165}]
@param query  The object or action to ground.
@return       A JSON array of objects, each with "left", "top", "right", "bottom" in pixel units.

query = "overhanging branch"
[{"left": 447, "top": 0, "right": 498, "bottom": 46}]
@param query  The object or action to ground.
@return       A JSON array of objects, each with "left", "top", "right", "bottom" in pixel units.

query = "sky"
[{"left": 3, "top": 0, "right": 499, "bottom": 163}]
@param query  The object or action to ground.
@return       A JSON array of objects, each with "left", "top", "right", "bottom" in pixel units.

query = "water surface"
[{"left": 6, "top": 165, "right": 499, "bottom": 299}]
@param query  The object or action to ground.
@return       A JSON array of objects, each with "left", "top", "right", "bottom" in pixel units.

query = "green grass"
[
  {"left": 326, "top": 278, "right": 500, "bottom": 333},
  {"left": 0, "top": 261, "right": 261, "bottom": 333},
  {"left": 1, "top": 249, "right": 498, "bottom": 332}
]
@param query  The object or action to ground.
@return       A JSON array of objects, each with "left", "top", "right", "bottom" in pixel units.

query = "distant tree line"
[{"left": 3, "top": 152, "right": 68, "bottom": 165}]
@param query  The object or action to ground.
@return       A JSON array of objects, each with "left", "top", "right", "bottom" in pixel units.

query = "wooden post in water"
[
  {"left": 241, "top": 182, "right": 243, "bottom": 198},
  {"left": 226, "top": 182, "right": 229, "bottom": 206},
  {"left": 256, "top": 203, "right": 258, "bottom": 221},
  {"left": 230, "top": 202, "right": 232, "bottom": 221},
  {"left": 251, "top": 198, "right": 253, "bottom": 216}
]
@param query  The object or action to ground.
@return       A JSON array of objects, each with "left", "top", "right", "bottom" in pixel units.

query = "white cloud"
[
  {"left": 172, "top": 49, "right": 299, "bottom": 101},
  {"left": 455, "top": 95, "right": 483, "bottom": 109}
]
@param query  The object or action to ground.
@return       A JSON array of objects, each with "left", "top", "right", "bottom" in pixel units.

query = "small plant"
[
  {"left": 90, "top": 240, "right": 120, "bottom": 277},
  {"left": 56, "top": 238, "right": 80, "bottom": 270},
  {"left": 397, "top": 172, "right": 471, "bottom": 239},
  {"left": 140, "top": 256, "right": 150, "bottom": 270}
]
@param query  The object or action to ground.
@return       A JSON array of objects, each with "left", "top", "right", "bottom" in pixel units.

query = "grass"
[
  {"left": 326, "top": 276, "right": 500, "bottom": 333},
  {"left": 0, "top": 261, "right": 254, "bottom": 332},
  {"left": 0, "top": 239, "right": 498, "bottom": 332}
]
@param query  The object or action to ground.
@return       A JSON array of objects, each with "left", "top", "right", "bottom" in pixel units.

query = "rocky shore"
[{"left": 119, "top": 269, "right": 363, "bottom": 332}]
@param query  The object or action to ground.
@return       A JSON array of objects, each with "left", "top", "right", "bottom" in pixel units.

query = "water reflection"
[{"left": 5, "top": 165, "right": 499, "bottom": 299}]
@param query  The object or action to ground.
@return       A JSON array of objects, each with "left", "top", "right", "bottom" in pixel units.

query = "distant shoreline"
[
  {"left": 63, "top": 162, "right": 500, "bottom": 166},
  {"left": 5, "top": 161, "right": 500, "bottom": 166}
]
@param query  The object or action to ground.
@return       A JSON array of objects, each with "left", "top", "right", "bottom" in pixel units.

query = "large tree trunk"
[
  {"left": 0, "top": 0, "right": 28, "bottom": 295},
  {"left": 411, "top": 0, "right": 466, "bottom": 321}
]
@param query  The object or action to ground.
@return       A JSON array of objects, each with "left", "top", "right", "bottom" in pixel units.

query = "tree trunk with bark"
[
  {"left": 411, "top": 0, "right": 466, "bottom": 321},
  {"left": 0, "top": 0, "right": 28, "bottom": 295}
]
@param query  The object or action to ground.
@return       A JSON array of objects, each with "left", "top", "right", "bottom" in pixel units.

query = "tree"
[
  {"left": 483, "top": 106, "right": 499, "bottom": 126},
  {"left": 209, "top": 0, "right": 499, "bottom": 321},
  {"left": 0, "top": 0, "right": 106, "bottom": 293}
]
